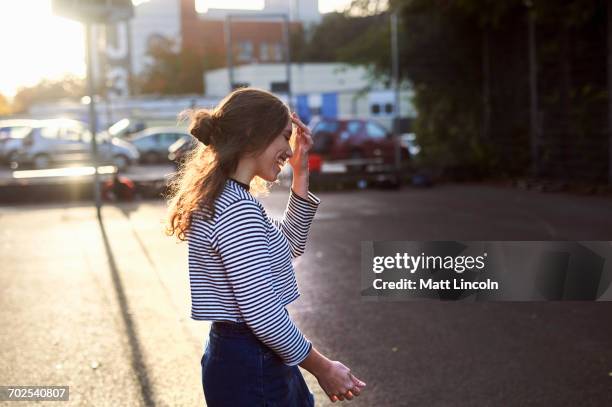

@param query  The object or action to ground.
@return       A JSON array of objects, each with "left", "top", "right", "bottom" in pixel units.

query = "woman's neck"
[{"left": 230, "top": 158, "right": 256, "bottom": 186}]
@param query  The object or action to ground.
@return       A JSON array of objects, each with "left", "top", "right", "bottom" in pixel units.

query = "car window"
[
  {"left": 346, "top": 121, "right": 362, "bottom": 135},
  {"left": 366, "top": 122, "right": 387, "bottom": 139},
  {"left": 40, "top": 126, "right": 60, "bottom": 139},
  {"left": 160, "top": 133, "right": 182, "bottom": 144},
  {"left": 0, "top": 126, "right": 32, "bottom": 139},
  {"left": 80, "top": 130, "right": 93, "bottom": 143},
  {"left": 61, "top": 127, "right": 82, "bottom": 142},
  {"left": 313, "top": 121, "right": 339, "bottom": 135},
  {"left": 134, "top": 134, "right": 157, "bottom": 147}
]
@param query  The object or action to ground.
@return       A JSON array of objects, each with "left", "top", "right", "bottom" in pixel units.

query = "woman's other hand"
[
  {"left": 315, "top": 360, "right": 366, "bottom": 403},
  {"left": 288, "top": 112, "right": 313, "bottom": 177}
]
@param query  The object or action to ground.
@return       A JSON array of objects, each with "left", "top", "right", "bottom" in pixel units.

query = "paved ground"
[{"left": 1, "top": 183, "right": 611, "bottom": 406}]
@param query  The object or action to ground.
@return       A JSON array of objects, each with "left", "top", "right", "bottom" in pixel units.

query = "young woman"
[{"left": 166, "top": 88, "right": 366, "bottom": 406}]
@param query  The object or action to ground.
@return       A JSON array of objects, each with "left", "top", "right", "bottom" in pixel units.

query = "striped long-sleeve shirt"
[{"left": 187, "top": 178, "right": 321, "bottom": 366}]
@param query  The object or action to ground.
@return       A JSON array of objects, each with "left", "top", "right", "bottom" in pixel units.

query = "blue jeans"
[{"left": 201, "top": 321, "right": 315, "bottom": 407}]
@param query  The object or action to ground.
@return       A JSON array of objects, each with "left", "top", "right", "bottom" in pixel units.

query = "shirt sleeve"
[
  {"left": 211, "top": 199, "right": 313, "bottom": 366},
  {"left": 269, "top": 188, "right": 321, "bottom": 259}
]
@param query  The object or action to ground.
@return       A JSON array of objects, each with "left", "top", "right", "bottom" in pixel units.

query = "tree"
[
  {"left": 0, "top": 93, "right": 11, "bottom": 116},
  {"left": 337, "top": 0, "right": 609, "bottom": 181},
  {"left": 291, "top": 11, "right": 389, "bottom": 63},
  {"left": 136, "top": 36, "right": 204, "bottom": 95},
  {"left": 12, "top": 75, "right": 84, "bottom": 114}
]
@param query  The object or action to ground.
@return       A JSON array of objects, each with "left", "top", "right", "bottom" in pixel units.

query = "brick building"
[{"left": 180, "top": 0, "right": 315, "bottom": 71}]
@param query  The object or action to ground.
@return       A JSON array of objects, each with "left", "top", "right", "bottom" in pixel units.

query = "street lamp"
[{"left": 52, "top": 0, "right": 133, "bottom": 218}]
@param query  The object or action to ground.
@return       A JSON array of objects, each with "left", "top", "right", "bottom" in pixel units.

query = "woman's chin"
[{"left": 261, "top": 171, "right": 278, "bottom": 183}]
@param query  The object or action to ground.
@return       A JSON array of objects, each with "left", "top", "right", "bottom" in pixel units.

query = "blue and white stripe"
[{"left": 187, "top": 178, "right": 321, "bottom": 366}]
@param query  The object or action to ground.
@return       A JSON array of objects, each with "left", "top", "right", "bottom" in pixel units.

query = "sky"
[{"left": 0, "top": 0, "right": 353, "bottom": 99}]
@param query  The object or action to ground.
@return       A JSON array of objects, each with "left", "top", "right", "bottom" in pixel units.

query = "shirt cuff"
[
  {"left": 290, "top": 340, "right": 313, "bottom": 367},
  {"left": 290, "top": 188, "right": 321, "bottom": 207}
]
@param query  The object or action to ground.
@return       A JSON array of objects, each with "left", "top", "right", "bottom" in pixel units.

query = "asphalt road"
[{"left": 1, "top": 183, "right": 611, "bottom": 406}]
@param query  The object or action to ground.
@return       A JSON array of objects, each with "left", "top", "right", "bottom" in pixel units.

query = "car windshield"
[
  {"left": 311, "top": 121, "right": 339, "bottom": 154},
  {"left": 313, "top": 121, "right": 339, "bottom": 134},
  {"left": 0, "top": 126, "right": 32, "bottom": 139},
  {"left": 108, "top": 119, "right": 130, "bottom": 137}
]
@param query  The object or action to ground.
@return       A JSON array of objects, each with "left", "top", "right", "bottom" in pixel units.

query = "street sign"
[{"left": 52, "top": 0, "right": 133, "bottom": 24}]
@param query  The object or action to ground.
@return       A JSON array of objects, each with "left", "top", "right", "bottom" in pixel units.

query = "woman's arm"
[
  {"left": 269, "top": 170, "right": 321, "bottom": 259},
  {"left": 291, "top": 168, "right": 310, "bottom": 200},
  {"left": 212, "top": 198, "right": 312, "bottom": 366}
]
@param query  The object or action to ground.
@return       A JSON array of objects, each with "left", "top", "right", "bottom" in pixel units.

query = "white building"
[
  {"left": 204, "top": 63, "right": 416, "bottom": 130},
  {"left": 130, "top": 0, "right": 182, "bottom": 75},
  {"left": 196, "top": 0, "right": 320, "bottom": 24}
]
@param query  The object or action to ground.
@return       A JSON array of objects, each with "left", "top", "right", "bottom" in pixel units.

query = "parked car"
[
  {"left": 128, "top": 127, "right": 190, "bottom": 164},
  {"left": 106, "top": 118, "right": 147, "bottom": 139},
  {"left": 310, "top": 118, "right": 410, "bottom": 172},
  {"left": 0, "top": 119, "right": 40, "bottom": 165},
  {"left": 13, "top": 119, "right": 139, "bottom": 170},
  {"left": 399, "top": 132, "right": 421, "bottom": 157},
  {"left": 168, "top": 135, "right": 198, "bottom": 169}
]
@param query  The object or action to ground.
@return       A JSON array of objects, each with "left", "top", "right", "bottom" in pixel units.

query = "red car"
[{"left": 310, "top": 119, "right": 409, "bottom": 172}]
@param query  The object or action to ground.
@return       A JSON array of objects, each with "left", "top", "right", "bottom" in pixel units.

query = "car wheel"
[
  {"left": 33, "top": 154, "right": 51, "bottom": 169},
  {"left": 6, "top": 150, "right": 18, "bottom": 165},
  {"left": 113, "top": 154, "right": 129, "bottom": 170},
  {"left": 348, "top": 150, "right": 365, "bottom": 173},
  {"left": 143, "top": 151, "right": 158, "bottom": 164}
]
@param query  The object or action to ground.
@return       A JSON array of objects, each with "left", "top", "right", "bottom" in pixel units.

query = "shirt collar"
[{"left": 228, "top": 178, "right": 250, "bottom": 191}]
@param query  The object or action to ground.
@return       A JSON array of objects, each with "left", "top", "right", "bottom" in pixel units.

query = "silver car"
[
  {"left": 128, "top": 127, "right": 190, "bottom": 164},
  {"left": 0, "top": 119, "right": 40, "bottom": 164},
  {"left": 14, "top": 119, "right": 139, "bottom": 170}
]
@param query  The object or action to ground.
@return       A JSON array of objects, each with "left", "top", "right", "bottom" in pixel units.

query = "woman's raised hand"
[
  {"left": 315, "top": 360, "right": 366, "bottom": 403},
  {"left": 288, "top": 112, "right": 313, "bottom": 176}
]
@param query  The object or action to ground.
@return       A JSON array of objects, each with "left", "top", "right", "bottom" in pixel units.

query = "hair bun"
[{"left": 189, "top": 109, "right": 218, "bottom": 146}]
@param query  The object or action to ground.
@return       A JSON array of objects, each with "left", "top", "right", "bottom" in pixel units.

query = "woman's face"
[{"left": 253, "top": 119, "right": 293, "bottom": 182}]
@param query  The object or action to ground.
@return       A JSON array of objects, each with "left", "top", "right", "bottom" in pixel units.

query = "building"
[
  {"left": 204, "top": 63, "right": 416, "bottom": 131},
  {"left": 180, "top": 0, "right": 314, "bottom": 72},
  {"left": 93, "top": 0, "right": 320, "bottom": 97}
]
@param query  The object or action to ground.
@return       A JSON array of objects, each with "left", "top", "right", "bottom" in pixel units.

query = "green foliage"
[
  {"left": 296, "top": 0, "right": 608, "bottom": 179},
  {"left": 291, "top": 12, "right": 389, "bottom": 63},
  {"left": 137, "top": 36, "right": 204, "bottom": 95},
  {"left": 0, "top": 93, "right": 11, "bottom": 116},
  {"left": 12, "top": 75, "right": 84, "bottom": 114}
]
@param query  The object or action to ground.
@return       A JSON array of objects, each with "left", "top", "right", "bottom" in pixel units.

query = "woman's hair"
[{"left": 165, "top": 87, "right": 290, "bottom": 241}]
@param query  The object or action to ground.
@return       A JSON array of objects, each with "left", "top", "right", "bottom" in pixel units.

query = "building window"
[
  {"left": 370, "top": 103, "right": 381, "bottom": 115},
  {"left": 259, "top": 42, "right": 269, "bottom": 61},
  {"left": 272, "top": 43, "right": 283, "bottom": 61},
  {"left": 237, "top": 40, "right": 253, "bottom": 62},
  {"left": 384, "top": 103, "right": 394, "bottom": 114}
]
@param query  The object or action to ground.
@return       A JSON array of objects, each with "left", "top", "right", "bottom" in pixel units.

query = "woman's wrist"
[
  {"left": 292, "top": 167, "right": 309, "bottom": 180},
  {"left": 299, "top": 345, "right": 332, "bottom": 378},
  {"left": 291, "top": 170, "right": 310, "bottom": 199}
]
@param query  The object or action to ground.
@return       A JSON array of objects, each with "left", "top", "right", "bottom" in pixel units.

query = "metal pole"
[
  {"left": 85, "top": 22, "right": 101, "bottom": 219},
  {"left": 391, "top": 12, "right": 401, "bottom": 175},
  {"left": 527, "top": 5, "right": 540, "bottom": 177},
  {"left": 608, "top": 0, "right": 612, "bottom": 185},
  {"left": 225, "top": 15, "right": 234, "bottom": 91},
  {"left": 282, "top": 14, "right": 293, "bottom": 111}
]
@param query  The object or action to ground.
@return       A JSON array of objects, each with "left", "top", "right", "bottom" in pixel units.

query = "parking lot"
[{"left": 2, "top": 183, "right": 611, "bottom": 406}]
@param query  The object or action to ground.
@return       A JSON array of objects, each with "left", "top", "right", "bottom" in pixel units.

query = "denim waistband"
[{"left": 211, "top": 320, "right": 255, "bottom": 337}]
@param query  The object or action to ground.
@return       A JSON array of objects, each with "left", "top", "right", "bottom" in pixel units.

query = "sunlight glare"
[{"left": 0, "top": 0, "right": 85, "bottom": 98}]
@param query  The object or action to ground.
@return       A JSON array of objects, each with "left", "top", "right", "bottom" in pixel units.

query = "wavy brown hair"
[{"left": 165, "top": 87, "right": 291, "bottom": 241}]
